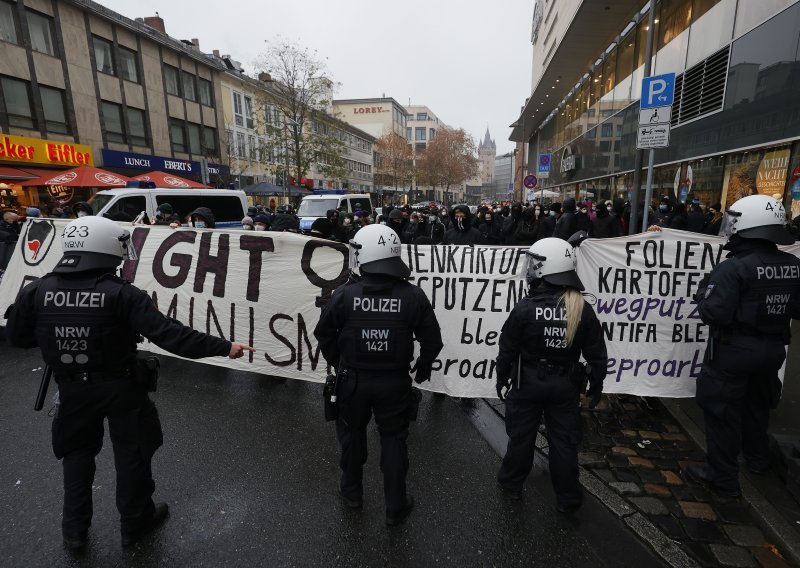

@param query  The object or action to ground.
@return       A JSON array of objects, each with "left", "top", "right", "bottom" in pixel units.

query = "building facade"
[
  {"left": 332, "top": 97, "right": 408, "bottom": 139},
  {"left": 494, "top": 152, "right": 514, "bottom": 201},
  {"left": 511, "top": 0, "right": 800, "bottom": 219}
]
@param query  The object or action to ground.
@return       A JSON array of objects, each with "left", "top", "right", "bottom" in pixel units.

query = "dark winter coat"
[{"left": 442, "top": 204, "right": 481, "bottom": 245}]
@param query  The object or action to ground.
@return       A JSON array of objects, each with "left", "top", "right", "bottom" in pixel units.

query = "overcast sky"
[{"left": 100, "top": 0, "right": 533, "bottom": 154}]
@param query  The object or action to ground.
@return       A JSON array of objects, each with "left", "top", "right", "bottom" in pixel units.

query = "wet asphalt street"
[{"left": 0, "top": 342, "right": 660, "bottom": 567}]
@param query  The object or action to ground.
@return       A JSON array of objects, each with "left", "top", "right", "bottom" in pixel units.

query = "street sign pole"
[{"left": 642, "top": 149, "right": 656, "bottom": 229}]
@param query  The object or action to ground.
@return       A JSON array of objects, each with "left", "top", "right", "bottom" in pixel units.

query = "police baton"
[{"left": 34, "top": 365, "right": 53, "bottom": 412}]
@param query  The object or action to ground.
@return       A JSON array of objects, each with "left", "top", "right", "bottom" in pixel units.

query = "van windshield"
[
  {"left": 88, "top": 193, "right": 114, "bottom": 213},
  {"left": 297, "top": 198, "right": 338, "bottom": 217}
]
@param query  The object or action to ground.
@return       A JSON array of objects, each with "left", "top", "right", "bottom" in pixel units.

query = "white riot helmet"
[
  {"left": 725, "top": 194, "right": 793, "bottom": 245},
  {"left": 53, "top": 216, "right": 137, "bottom": 273},
  {"left": 349, "top": 224, "right": 410, "bottom": 278},
  {"left": 521, "top": 237, "right": 584, "bottom": 290}
]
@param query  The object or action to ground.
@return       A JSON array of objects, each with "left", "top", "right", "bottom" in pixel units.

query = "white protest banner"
[{"left": 3, "top": 221, "right": 797, "bottom": 398}]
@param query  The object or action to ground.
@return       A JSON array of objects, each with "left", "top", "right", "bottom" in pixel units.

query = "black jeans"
[
  {"left": 498, "top": 373, "right": 582, "bottom": 509},
  {"left": 52, "top": 378, "right": 163, "bottom": 537},
  {"left": 335, "top": 370, "right": 412, "bottom": 512},
  {"left": 696, "top": 336, "right": 784, "bottom": 491}
]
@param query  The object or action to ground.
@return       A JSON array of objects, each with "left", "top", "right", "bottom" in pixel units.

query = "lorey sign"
[{"left": 3, "top": 222, "right": 797, "bottom": 398}]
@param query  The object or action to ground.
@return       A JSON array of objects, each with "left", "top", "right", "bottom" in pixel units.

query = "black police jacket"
[
  {"left": 496, "top": 285, "right": 607, "bottom": 391},
  {"left": 695, "top": 238, "right": 800, "bottom": 342},
  {"left": 314, "top": 273, "right": 443, "bottom": 374},
  {"left": 6, "top": 271, "right": 231, "bottom": 373}
]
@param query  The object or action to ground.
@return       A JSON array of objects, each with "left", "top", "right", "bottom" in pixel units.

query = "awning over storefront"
[
  {"left": 0, "top": 166, "right": 38, "bottom": 180},
  {"left": 132, "top": 171, "right": 210, "bottom": 188},
  {"left": 509, "top": 0, "right": 643, "bottom": 143},
  {"left": 21, "top": 166, "right": 130, "bottom": 187}
]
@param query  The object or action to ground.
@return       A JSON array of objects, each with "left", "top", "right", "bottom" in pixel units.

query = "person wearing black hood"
[
  {"left": 426, "top": 210, "right": 445, "bottom": 244},
  {"left": 478, "top": 210, "right": 504, "bottom": 245},
  {"left": 553, "top": 198, "right": 578, "bottom": 240},
  {"left": 686, "top": 199, "right": 707, "bottom": 233},
  {"left": 705, "top": 202, "right": 724, "bottom": 236},
  {"left": 508, "top": 207, "right": 538, "bottom": 246},
  {"left": 668, "top": 202, "right": 689, "bottom": 230},
  {"left": 654, "top": 198, "right": 672, "bottom": 227},
  {"left": 190, "top": 207, "right": 215, "bottom": 229},
  {"left": 387, "top": 208, "right": 407, "bottom": 239},
  {"left": 501, "top": 203, "right": 523, "bottom": 245},
  {"left": 73, "top": 201, "right": 94, "bottom": 218},
  {"left": 326, "top": 209, "right": 342, "bottom": 240},
  {"left": 575, "top": 203, "right": 592, "bottom": 234},
  {"left": 611, "top": 198, "right": 627, "bottom": 235},
  {"left": 270, "top": 204, "right": 300, "bottom": 232},
  {"left": 590, "top": 200, "right": 622, "bottom": 238},
  {"left": 442, "top": 204, "right": 481, "bottom": 245},
  {"left": 536, "top": 203, "right": 559, "bottom": 240}
]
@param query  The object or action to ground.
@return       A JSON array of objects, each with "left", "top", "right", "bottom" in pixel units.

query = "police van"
[
  {"left": 296, "top": 190, "right": 374, "bottom": 232},
  {"left": 87, "top": 187, "right": 248, "bottom": 227}
]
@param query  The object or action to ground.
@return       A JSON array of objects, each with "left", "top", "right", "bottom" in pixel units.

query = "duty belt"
[
  {"left": 55, "top": 368, "right": 132, "bottom": 384},
  {"left": 537, "top": 359, "right": 571, "bottom": 376}
]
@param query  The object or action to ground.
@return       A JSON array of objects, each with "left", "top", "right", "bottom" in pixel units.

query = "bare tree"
[
  {"left": 375, "top": 132, "right": 414, "bottom": 195},
  {"left": 417, "top": 128, "right": 478, "bottom": 202},
  {"left": 254, "top": 40, "right": 347, "bottom": 187}
]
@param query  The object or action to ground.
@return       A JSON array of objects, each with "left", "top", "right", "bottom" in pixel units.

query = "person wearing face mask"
[
  {"left": 442, "top": 204, "right": 481, "bottom": 245},
  {"left": 654, "top": 198, "right": 672, "bottom": 227},
  {"left": 590, "top": 199, "right": 622, "bottom": 238},
  {"left": 478, "top": 210, "right": 503, "bottom": 245},
  {"left": 387, "top": 208, "right": 407, "bottom": 239},
  {"left": 241, "top": 216, "right": 255, "bottom": 230},
  {"left": 402, "top": 211, "right": 426, "bottom": 244},
  {"left": 553, "top": 198, "right": 578, "bottom": 241},
  {"left": 536, "top": 203, "right": 559, "bottom": 241},
  {"left": 73, "top": 202, "right": 94, "bottom": 219},
  {"left": 339, "top": 213, "right": 358, "bottom": 242},
  {"left": 426, "top": 211, "right": 445, "bottom": 244},
  {"left": 705, "top": 202, "right": 724, "bottom": 236},
  {"left": 501, "top": 203, "right": 523, "bottom": 245},
  {"left": 575, "top": 202, "right": 592, "bottom": 234},
  {"left": 611, "top": 198, "right": 627, "bottom": 235},
  {"left": 253, "top": 214, "right": 270, "bottom": 231},
  {"left": 508, "top": 207, "right": 538, "bottom": 246},
  {"left": 0, "top": 211, "right": 21, "bottom": 243},
  {"left": 438, "top": 207, "right": 451, "bottom": 230},
  {"left": 189, "top": 207, "right": 215, "bottom": 229},
  {"left": 686, "top": 199, "right": 707, "bottom": 233}
]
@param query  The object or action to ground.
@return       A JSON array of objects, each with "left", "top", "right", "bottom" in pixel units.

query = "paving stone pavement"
[{"left": 486, "top": 394, "right": 795, "bottom": 567}]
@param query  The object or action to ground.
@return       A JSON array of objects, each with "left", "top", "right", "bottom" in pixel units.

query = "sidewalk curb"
[
  {"left": 465, "top": 399, "right": 698, "bottom": 568},
  {"left": 662, "top": 399, "right": 800, "bottom": 567}
]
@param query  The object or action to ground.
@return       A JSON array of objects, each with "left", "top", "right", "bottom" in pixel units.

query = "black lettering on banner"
[
  {"left": 300, "top": 240, "right": 348, "bottom": 309},
  {"left": 296, "top": 313, "right": 321, "bottom": 371},
  {"left": 460, "top": 246, "right": 474, "bottom": 272},
  {"left": 473, "top": 278, "right": 489, "bottom": 312},
  {"left": 206, "top": 300, "right": 225, "bottom": 338},
  {"left": 230, "top": 303, "right": 236, "bottom": 342},
  {"left": 239, "top": 235, "right": 275, "bottom": 302},
  {"left": 248, "top": 306, "right": 255, "bottom": 363},
  {"left": 152, "top": 231, "right": 196, "bottom": 289},
  {"left": 189, "top": 296, "right": 195, "bottom": 328},
  {"left": 121, "top": 227, "right": 150, "bottom": 281},
  {"left": 432, "top": 246, "right": 446, "bottom": 272},
  {"left": 265, "top": 313, "right": 296, "bottom": 367},
  {"left": 625, "top": 239, "right": 724, "bottom": 271},
  {"left": 194, "top": 232, "right": 229, "bottom": 298},
  {"left": 446, "top": 246, "right": 458, "bottom": 272}
]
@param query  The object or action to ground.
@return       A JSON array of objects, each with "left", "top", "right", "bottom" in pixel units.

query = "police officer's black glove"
[
  {"left": 411, "top": 358, "right": 431, "bottom": 384},
  {"left": 587, "top": 381, "right": 603, "bottom": 409},
  {"left": 496, "top": 377, "right": 511, "bottom": 401}
]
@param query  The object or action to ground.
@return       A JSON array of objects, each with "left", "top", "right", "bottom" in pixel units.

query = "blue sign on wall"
[
  {"left": 101, "top": 149, "right": 229, "bottom": 177},
  {"left": 640, "top": 73, "right": 676, "bottom": 109}
]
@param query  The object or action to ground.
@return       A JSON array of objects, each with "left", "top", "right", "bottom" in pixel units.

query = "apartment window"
[
  {"left": 128, "top": 107, "right": 147, "bottom": 146},
  {"left": 415, "top": 143, "right": 426, "bottom": 152},
  {"left": 102, "top": 101, "right": 125, "bottom": 143},
  {"left": 93, "top": 36, "right": 114, "bottom": 75},
  {"left": 601, "top": 123, "right": 613, "bottom": 137},
  {"left": 415, "top": 127, "right": 426, "bottom": 141},
  {"left": 236, "top": 132, "right": 246, "bottom": 157},
  {"left": 244, "top": 96, "right": 254, "bottom": 129},
  {"left": 40, "top": 86, "right": 69, "bottom": 134},
  {"left": 203, "top": 126, "right": 217, "bottom": 154},
  {"left": 198, "top": 78, "right": 213, "bottom": 107},
  {"left": 1, "top": 77, "right": 36, "bottom": 129},
  {"left": 0, "top": 2, "right": 19, "bottom": 44},
  {"left": 164, "top": 65, "right": 180, "bottom": 96},
  {"left": 233, "top": 92, "right": 243, "bottom": 126},
  {"left": 406, "top": 127, "right": 411, "bottom": 139},
  {"left": 429, "top": 128, "right": 436, "bottom": 140},
  {"left": 118, "top": 46, "right": 138, "bottom": 83},
  {"left": 416, "top": 112, "right": 428, "bottom": 121},
  {"left": 248, "top": 135, "right": 256, "bottom": 159},
  {"left": 27, "top": 10, "right": 57, "bottom": 56},
  {"left": 187, "top": 123, "right": 202, "bottom": 154},
  {"left": 181, "top": 72, "right": 196, "bottom": 101},
  {"left": 170, "top": 119, "right": 186, "bottom": 153}
]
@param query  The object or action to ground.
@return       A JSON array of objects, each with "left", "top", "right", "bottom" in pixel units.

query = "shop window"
[
  {"left": 0, "top": 1, "right": 19, "bottom": 44},
  {"left": 164, "top": 65, "right": 180, "bottom": 96},
  {"left": 1, "top": 76, "right": 36, "bottom": 129},
  {"left": 40, "top": 86, "right": 70, "bottom": 134},
  {"left": 170, "top": 119, "right": 187, "bottom": 153},
  {"left": 102, "top": 101, "right": 125, "bottom": 143},
  {"left": 128, "top": 107, "right": 147, "bottom": 146},
  {"left": 198, "top": 78, "right": 213, "bottom": 107},
  {"left": 26, "top": 10, "right": 57, "bottom": 56},
  {"left": 118, "top": 46, "right": 139, "bottom": 83},
  {"left": 182, "top": 72, "right": 196, "bottom": 101},
  {"left": 93, "top": 36, "right": 115, "bottom": 75}
]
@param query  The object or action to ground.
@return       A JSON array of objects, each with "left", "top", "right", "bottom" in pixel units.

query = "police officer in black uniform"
[
  {"left": 495, "top": 237, "right": 607, "bottom": 512},
  {"left": 685, "top": 194, "right": 800, "bottom": 497},
  {"left": 5, "top": 216, "right": 254, "bottom": 553},
  {"left": 314, "top": 223, "right": 443, "bottom": 526}
]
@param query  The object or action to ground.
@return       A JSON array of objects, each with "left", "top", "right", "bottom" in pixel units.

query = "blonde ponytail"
[{"left": 558, "top": 288, "right": 585, "bottom": 347}]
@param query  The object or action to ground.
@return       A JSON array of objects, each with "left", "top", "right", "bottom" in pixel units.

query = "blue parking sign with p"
[{"left": 641, "top": 73, "right": 676, "bottom": 109}]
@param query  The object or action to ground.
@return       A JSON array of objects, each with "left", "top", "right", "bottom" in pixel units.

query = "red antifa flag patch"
[{"left": 21, "top": 219, "right": 56, "bottom": 266}]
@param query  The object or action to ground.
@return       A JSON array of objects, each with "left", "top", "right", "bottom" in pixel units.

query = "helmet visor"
[
  {"left": 119, "top": 230, "right": 137, "bottom": 262},
  {"left": 348, "top": 239, "right": 362, "bottom": 272},
  {"left": 722, "top": 209, "right": 741, "bottom": 239},
  {"left": 519, "top": 250, "right": 546, "bottom": 281}
]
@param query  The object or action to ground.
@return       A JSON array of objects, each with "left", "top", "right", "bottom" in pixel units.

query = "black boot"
[
  {"left": 63, "top": 531, "right": 87, "bottom": 555},
  {"left": 121, "top": 502, "right": 169, "bottom": 548},
  {"left": 386, "top": 496, "right": 414, "bottom": 527}
]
